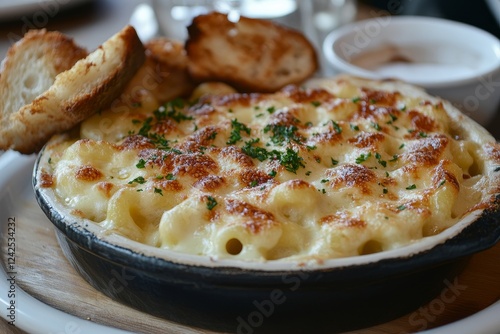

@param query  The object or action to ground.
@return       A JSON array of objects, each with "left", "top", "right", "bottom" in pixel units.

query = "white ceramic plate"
[
  {"left": 0, "top": 0, "right": 92, "bottom": 21},
  {"left": 0, "top": 150, "right": 499, "bottom": 334}
]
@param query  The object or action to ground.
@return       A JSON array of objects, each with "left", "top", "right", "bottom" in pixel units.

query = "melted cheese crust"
[{"left": 40, "top": 77, "right": 500, "bottom": 261}]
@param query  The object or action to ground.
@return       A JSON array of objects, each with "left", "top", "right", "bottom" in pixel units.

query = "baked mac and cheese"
[{"left": 38, "top": 76, "right": 500, "bottom": 261}]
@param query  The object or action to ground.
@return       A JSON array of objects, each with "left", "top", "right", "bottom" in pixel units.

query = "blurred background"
[{"left": 362, "top": 0, "right": 499, "bottom": 38}]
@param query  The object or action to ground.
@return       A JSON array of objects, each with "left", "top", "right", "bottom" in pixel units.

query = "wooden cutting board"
[{"left": 1, "top": 184, "right": 500, "bottom": 334}]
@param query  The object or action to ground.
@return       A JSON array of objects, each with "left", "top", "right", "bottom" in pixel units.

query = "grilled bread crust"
[
  {"left": 0, "top": 25, "right": 145, "bottom": 154},
  {"left": 186, "top": 12, "right": 318, "bottom": 93}
]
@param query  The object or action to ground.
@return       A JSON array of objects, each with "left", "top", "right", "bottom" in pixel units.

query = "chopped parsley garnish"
[
  {"left": 268, "top": 170, "right": 277, "bottom": 177},
  {"left": 352, "top": 97, "right": 360, "bottom": 103},
  {"left": 154, "top": 98, "right": 192, "bottom": 123},
  {"left": 305, "top": 121, "right": 313, "bottom": 127},
  {"left": 242, "top": 138, "right": 269, "bottom": 162},
  {"left": 419, "top": 132, "right": 428, "bottom": 138},
  {"left": 331, "top": 120, "right": 342, "bottom": 134},
  {"left": 399, "top": 143, "right": 405, "bottom": 150},
  {"left": 154, "top": 188, "right": 163, "bottom": 196},
  {"left": 250, "top": 180, "right": 258, "bottom": 187},
  {"left": 305, "top": 171, "right": 312, "bottom": 176},
  {"left": 227, "top": 119, "right": 251, "bottom": 145},
  {"left": 350, "top": 124, "right": 360, "bottom": 131},
  {"left": 264, "top": 124, "right": 304, "bottom": 145},
  {"left": 331, "top": 158, "right": 339, "bottom": 166},
  {"left": 406, "top": 184, "right": 417, "bottom": 190},
  {"left": 321, "top": 179, "right": 329, "bottom": 183},
  {"left": 383, "top": 188, "right": 388, "bottom": 194},
  {"left": 136, "top": 159, "right": 147, "bottom": 169},
  {"left": 371, "top": 122, "right": 381, "bottom": 131},
  {"left": 311, "top": 101, "right": 321, "bottom": 107},
  {"left": 206, "top": 196, "right": 217, "bottom": 210},
  {"left": 128, "top": 176, "right": 146, "bottom": 185},
  {"left": 439, "top": 180, "right": 446, "bottom": 187},
  {"left": 397, "top": 205, "right": 407, "bottom": 211},
  {"left": 307, "top": 145, "right": 317, "bottom": 151},
  {"left": 267, "top": 106, "right": 276, "bottom": 114},
  {"left": 375, "top": 152, "right": 387, "bottom": 167},
  {"left": 280, "top": 148, "right": 305, "bottom": 174},
  {"left": 389, "top": 154, "right": 399, "bottom": 162},
  {"left": 355, "top": 152, "right": 371, "bottom": 164}
]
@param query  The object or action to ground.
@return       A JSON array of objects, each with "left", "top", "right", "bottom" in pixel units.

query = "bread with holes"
[
  {"left": 0, "top": 25, "right": 145, "bottom": 154},
  {"left": 186, "top": 12, "right": 318, "bottom": 93}
]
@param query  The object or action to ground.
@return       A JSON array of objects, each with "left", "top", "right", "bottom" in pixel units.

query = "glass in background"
[
  {"left": 152, "top": 0, "right": 214, "bottom": 41},
  {"left": 300, "top": 0, "right": 357, "bottom": 75}
]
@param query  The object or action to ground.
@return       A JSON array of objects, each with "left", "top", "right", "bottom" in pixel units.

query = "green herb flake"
[
  {"left": 383, "top": 188, "right": 388, "bottom": 194},
  {"left": 352, "top": 97, "right": 361, "bottom": 103},
  {"left": 264, "top": 124, "right": 304, "bottom": 145},
  {"left": 419, "top": 132, "right": 428, "bottom": 138},
  {"left": 280, "top": 148, "right": 305, "bottom": 173},
  {"left": 250, "top": 180, "right": 258, "bottom": 187},
  {"left": 305, "top": 171, "right": 312, "bottom": 176},
  {"left": 242, "top": 138, "right": 269, "bottom": 162},
  {"left": 399, "top": 143, "right": 405, "bottom": 150},
  {"left": 389, "top": 154, "right": 399, "bottom": 162},
  {"left": 350, "top": 124, "right": 360, "bottom": 131},
  {"left": 355, "top": 152, "right": 371, "bottom": 164},
  {"left": 321, "top": 179, "right": 329, "bottom": 183},
  {"left": 206, "top": 196, "right": 218, "bottom": 210},
  {"left": 154, "top": 188, "right": 163, "bottom": 196},
  {"left": 155, "top": 99, "right": 193, "bottom": 123},
  {"left": 307, "top": 145, "right": 317, "bottom": 151},
  {"left": 311, "top": 101, "right": 321, "bottom": 107},
  {"left": 268, "top": 170, "right": 277, "bottom": 177},
  {"left": 397, "top": 205, "right": 407, "bottom": 211},
  {"left": 371, "top": 122, "right": 381, "bottom": 131},
  {"left": 128, "top": 176, "right": 146, "bottom": 185},
  {"left": 331, "top": 158, "right": 339, "bottom": 166},
  {"left": 227, "top": 119, "right": 251, "bottom": 145},
  {"left": 406, "top": 184, "right": 417, "bottom": 190},
  {"left": 331, "top": 120, "right": 342, "bottom": 134},
  {"left": 136, "top": 159, "right": 147, "bottom": 169},
  {"left": 439, "top": 180, "right": 446, "bottom": 187},
  {"left": 267, "top": 106, "right": 276, "bottom": 114}
]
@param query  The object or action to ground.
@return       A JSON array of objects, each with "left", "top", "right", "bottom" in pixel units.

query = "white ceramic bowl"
[{"left": 323, "top": 16, "right": 500, "bottom": 125}]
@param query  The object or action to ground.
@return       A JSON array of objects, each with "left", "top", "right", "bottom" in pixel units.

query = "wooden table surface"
[{"left": 0, "top": 1, "right": 500, "bottom": 333}]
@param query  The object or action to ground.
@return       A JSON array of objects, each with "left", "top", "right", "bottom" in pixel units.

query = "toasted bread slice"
[
  {"left": 0, "top": 29, "right": 87, "bottom": 150},
  {"left": 186, "top": 12, "right": 318, "bottom": 93},
  {"left": 120, "top": 38, "right": 195, "bottom": 105},
  {"left": 0, "top": 25, "right": 145, "bottom": 154}
]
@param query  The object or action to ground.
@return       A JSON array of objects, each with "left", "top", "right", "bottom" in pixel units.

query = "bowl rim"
[
  {"left": 33, "top": 147, "right": 500, "bottom": 275},
  {"left": 322, "top": 16, "right": 500, "bottom": 88}
]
